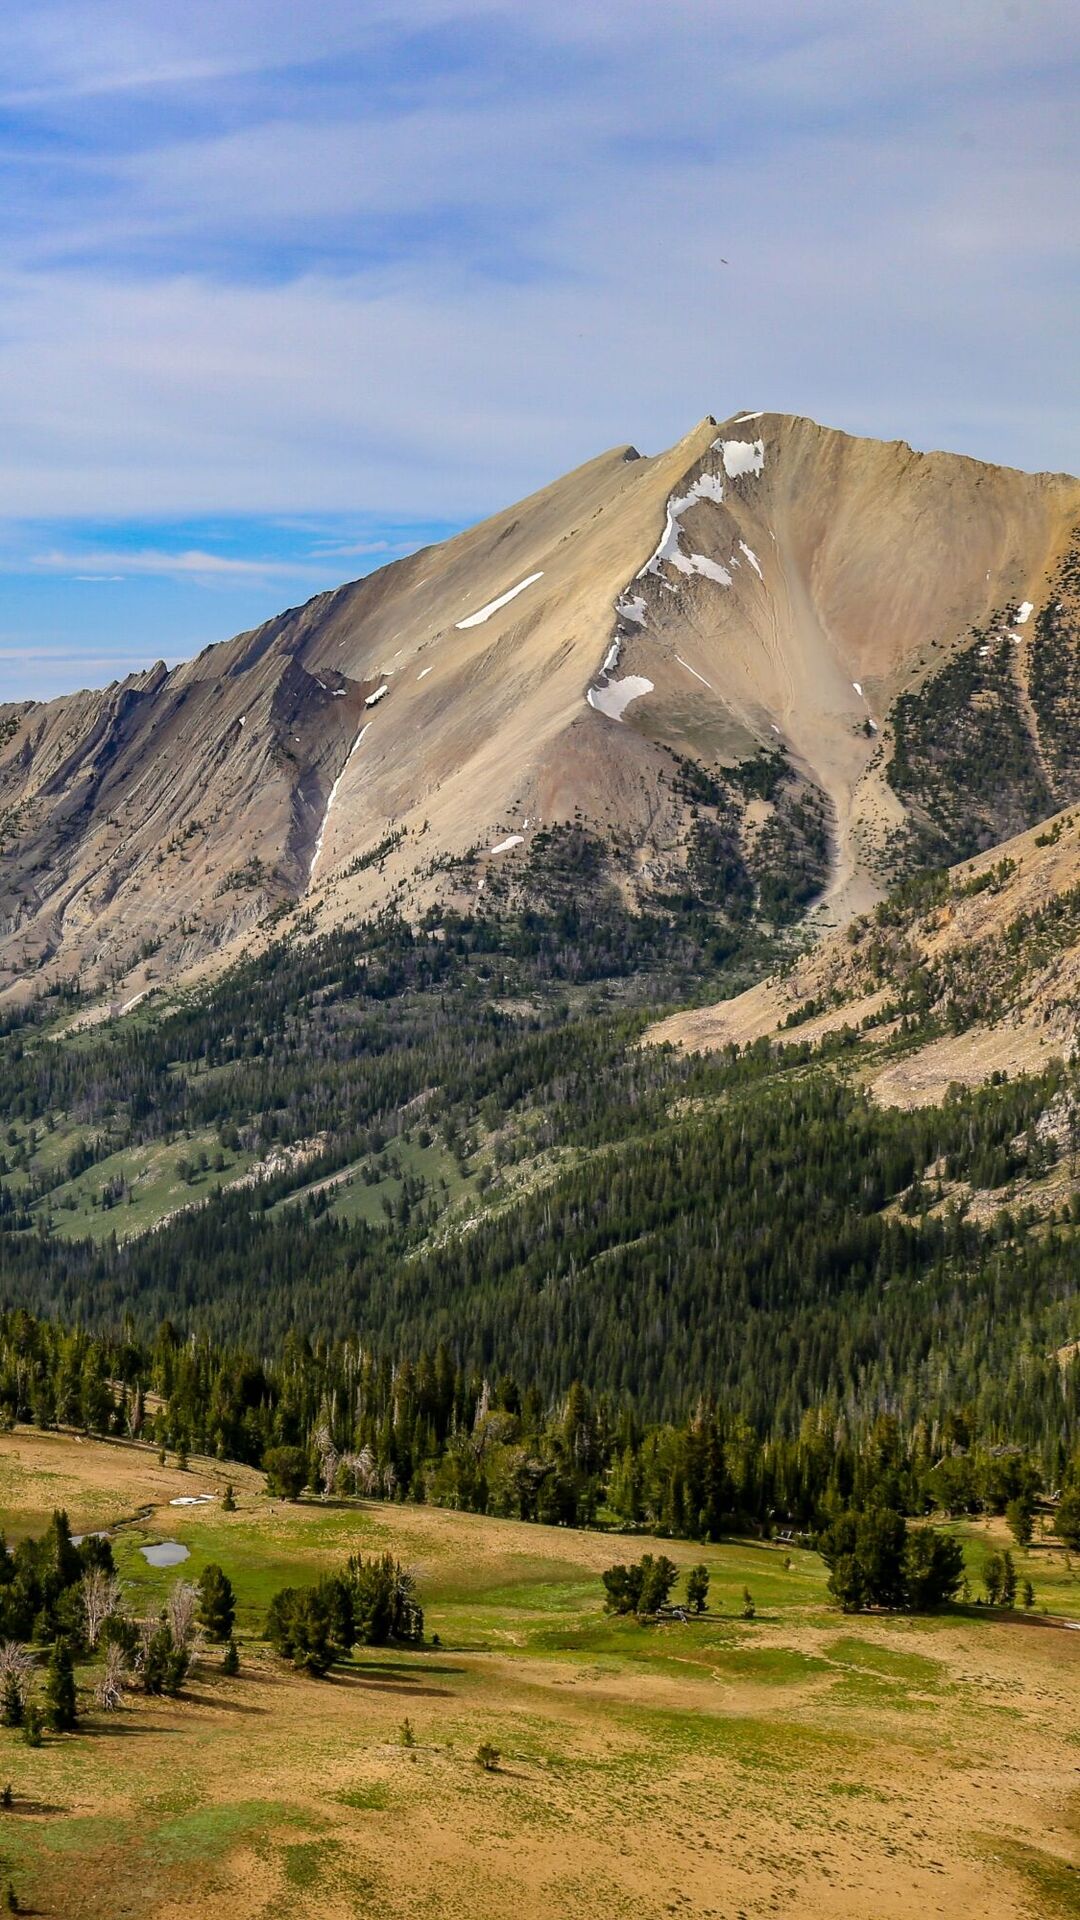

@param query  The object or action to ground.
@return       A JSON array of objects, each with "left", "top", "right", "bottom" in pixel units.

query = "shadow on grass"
[
  {"left": 351, "top": 1659, "right": 466, "bottom": 1678},
  {"left": 175, "top": 1689, "right": 268, "bottom": 1715},
  {"left": 327, "top": 1670, "right": 454, "bottom": 1699},
  {"left": 946, "top": 1603, "right": 1080, "bottom": 1633},
  {"left": 78, "top": 1720, "right": 181, "bottom": 1738}
]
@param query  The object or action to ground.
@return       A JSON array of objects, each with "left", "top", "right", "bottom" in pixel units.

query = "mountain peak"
[{"left": 2, "top": 415, "right": 1077, "bottom": 1008}]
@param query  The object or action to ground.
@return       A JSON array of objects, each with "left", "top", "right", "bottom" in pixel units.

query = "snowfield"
[
  {"left": 716, "top": 438, "right": 765, "bottom": 478},
  {"left": 456, "top": 573, "right": 544, "bottom": 629},
  {"left": 587, "top": 675, "right": 654, "bottom": 721}
]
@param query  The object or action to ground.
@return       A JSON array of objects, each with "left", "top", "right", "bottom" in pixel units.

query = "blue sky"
[{"left": 1, "top": 0, "right": 1077, "bottom": 701}]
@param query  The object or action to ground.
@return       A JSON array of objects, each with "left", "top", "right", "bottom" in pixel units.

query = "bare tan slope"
[{"left": 1, "top": 412, "right": 1076, "bottom": 1004}]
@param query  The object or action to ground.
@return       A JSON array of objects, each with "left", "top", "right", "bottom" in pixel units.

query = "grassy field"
[{"left": 0, "top": 1427, "right": 1076, "bottom": 1919}]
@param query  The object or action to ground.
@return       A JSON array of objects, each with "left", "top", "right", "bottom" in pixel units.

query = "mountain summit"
[{"left": 1, "top": 413, "right": 1077, "bottom": 1005}]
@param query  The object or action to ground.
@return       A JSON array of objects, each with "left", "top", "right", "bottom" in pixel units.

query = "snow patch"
[
  {"left": 1015, "top": 600, "right": 1034, "bottom": 624},
  {"left": 490, "top": 834, "right": 524, "bottom": 855},
  {"left": 739, "top": 541, "right": 763, "bottom": 578},
  {"left": 732, "top": 411, "right": 763, "bottom": 423},
  {"left": 638, "top": 471, "right": 729, "bottom": 583},
  {"left": 170, "top": 1495, "right": 214, "bottom": 1508},
  {"left": 587, "top": 675, "right": 654, "bottom": 722},
  {"left": 715, "top": 437, "right": 765, "bottom": 478},
  {"left": 365, "top": 684, "right": 388, "bottom": 707},
  {"left": 237, "top": 715, "right": 245, "bottom": 727},
  {"left": 601, "top": 639, "right": 621, "bottom": 675},
  {"left": 417, "top": 666, "right": 433, "bottom": 680},
  {"left": 455, "top": 572, "right": 543, "bottom": 629},
  {"left": 309, "top": 724, "right": 371, "bottom": 882},
  {"left": 616, "top": 593, "right": 647, "bottom": 625},
  {"left": 852, "top": 681, "right": 863, "bottom": 697},
  {"left": 331, "top": 688, "right": 346, "bottom": 697},
  {"left": 676, "top": 656, "right": 713, "bottom": 689},
  {"left": 686, "top": 553, "right": 732, "bottom": 584}
]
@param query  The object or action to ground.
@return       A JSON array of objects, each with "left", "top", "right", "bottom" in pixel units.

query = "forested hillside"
[{"left": 0, "top": 894, "right": 1077, "bottom": 1477}]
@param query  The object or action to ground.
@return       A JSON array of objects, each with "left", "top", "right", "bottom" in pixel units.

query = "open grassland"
[{"left": 0, "top": 1428, "right": 1076, "bottom": 1920}]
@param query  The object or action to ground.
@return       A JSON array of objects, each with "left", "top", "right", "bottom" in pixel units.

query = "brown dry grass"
[{"left": 0, "top": 1428, "right": 1076, "bottom": 1918}]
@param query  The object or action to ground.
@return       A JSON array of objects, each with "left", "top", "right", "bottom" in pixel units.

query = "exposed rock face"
[{"left": 1, "top": 412, "right": 1077, "bottom": 1002}]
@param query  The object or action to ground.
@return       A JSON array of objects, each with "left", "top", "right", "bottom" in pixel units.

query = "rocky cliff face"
[{"left": 2, "top": 412, "right": 1077, "bottom": 1004}]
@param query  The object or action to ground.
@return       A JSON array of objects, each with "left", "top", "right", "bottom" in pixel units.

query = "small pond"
[{"left": 139, "top": 1541, "right": 190, "bottom": 1569}]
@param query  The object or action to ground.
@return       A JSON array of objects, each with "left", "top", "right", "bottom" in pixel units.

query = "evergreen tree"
[
  {"left": 263, "top": 1447, "right": 307, "bottom": 1500},
  {"left": 0, "top": 1676, "right": 22, "bottom": 1730},
  {"left": 685, "top": 1565, "right": 710, "bottom": 1614},
  {"left": 43, "top": 1638, "right": 77, "bottom": 1732},
  {"left": 1055, "top": 1488, "right": 1080, "bottom": 1550},
  {"left": 1005, "top": 1498, "right": 1034, "bottom": 1549},
  {"left": 196, "top": 1565, "right": 236, "bottom": 1643}
]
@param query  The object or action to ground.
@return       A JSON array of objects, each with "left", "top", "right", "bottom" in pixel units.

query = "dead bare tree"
[
  {"left": 94, "top": 1641, "right": 128, "bottom": 1712},
  {"left": 165, "top": 1580, "right": 201, "bottom": 1654},
  {"left": 80, "top": 1567, "right": 123, "bottom": 1649},
  {"left": 313, "top": 1422, "right": 340, "bottom": 1498},
  {"left": 0, "top": 1640, "right": 35, "bottom": 1709}
]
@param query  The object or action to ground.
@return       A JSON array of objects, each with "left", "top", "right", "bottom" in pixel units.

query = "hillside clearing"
[{"left": 0, "top": 1429, "right": 1076, "bottom": 1919}]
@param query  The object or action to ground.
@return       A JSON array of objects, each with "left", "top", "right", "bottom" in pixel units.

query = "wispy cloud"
[
  {"left": 28, "top": 545, "right": 334, "bottom": 584},
  {"left": 0, "top": 0, "right": 1075, "bottom": 701}
]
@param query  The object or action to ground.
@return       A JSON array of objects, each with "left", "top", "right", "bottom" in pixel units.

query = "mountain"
[{"left": 1, "top": 412, "right": 1077, "bottom": 1007}]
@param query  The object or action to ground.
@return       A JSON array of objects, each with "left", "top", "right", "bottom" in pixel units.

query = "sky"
[{"left": 0, "top": 0, "right": 1077, "bottom": 702}]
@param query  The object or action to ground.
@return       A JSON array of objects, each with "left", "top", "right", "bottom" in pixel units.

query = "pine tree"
[
  {"left": 196, "top": 1565, "right": 236, "bottom": 1643},
  {"left": 0, "top": 1676, "right": 23, "bottom": 1730},
  {"left": 685, "top": 1565, "right": 710, "bottom": 1614},
  {"left": 222, "top": 1638, "right": 240, "bottom": 1676},
  {"left": 43, "top": 1639, "right": 77, "bottom": 1732}
]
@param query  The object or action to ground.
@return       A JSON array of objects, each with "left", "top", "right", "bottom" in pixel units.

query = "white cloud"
[
  {"left": 0, "top": 0, "right": 1074, "bottom": 531},
  {"left": 26, "top": 544, "right": 333, "bottom": 583}
]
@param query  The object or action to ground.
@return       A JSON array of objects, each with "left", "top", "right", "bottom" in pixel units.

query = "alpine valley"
[{"left": 1, "top": 413, "right": 1079, "bottom": 1920}]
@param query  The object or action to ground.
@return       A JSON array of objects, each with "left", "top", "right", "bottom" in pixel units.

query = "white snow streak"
[
  {"left": 715, "top": 437, "right": 765, "bottom": 478},
  {"left": 332, "top": 688, "right": 346, "bottom": 697},
  {"left": 1015, "top": 600, "right": 1034, "bottom": 624},
  {"left": 676, "top": 656, "right": 713, "bottom": 689},
  {"left": 490, "top": 834, "right": 524, "bottom": 855},
  {"left": 732, "top": 411, "right": 763, "bottom": 423},
  {"left": 587, "top": 675, "right": 654, "bottom": 721},
  {"left": 309, "top": 724, "right": 371, "bottom": 882},
  {"left": 616, "top": 593, "right": 647, "bottom": 625},
  {"left": 365, "top": 684, "right": 388, "bottom": 707},
  {"left": 852, "top": 681, "right": 863, "bottom": 697},
  {"left": 602, "top": 639, "right": 621, "bottom": 675},
  {"left": 455, "top": 572, "right": 543, "bottom": 628},
  {"left": 687, "top": 552, "right": 733, "bottom": 584},
  {"left": 638, "top": 471, "right": 730, "bottom": 585},
  {"left": 417, "top": 666, "right": 433, "bottom": 680},
  {"left": 739, "top": 541, "right": 763, "bottom": 578}
]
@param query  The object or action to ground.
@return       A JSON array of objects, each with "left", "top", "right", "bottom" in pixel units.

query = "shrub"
[{"left": 263, "top": 1447, "right": 308, "bottom": 1500}]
